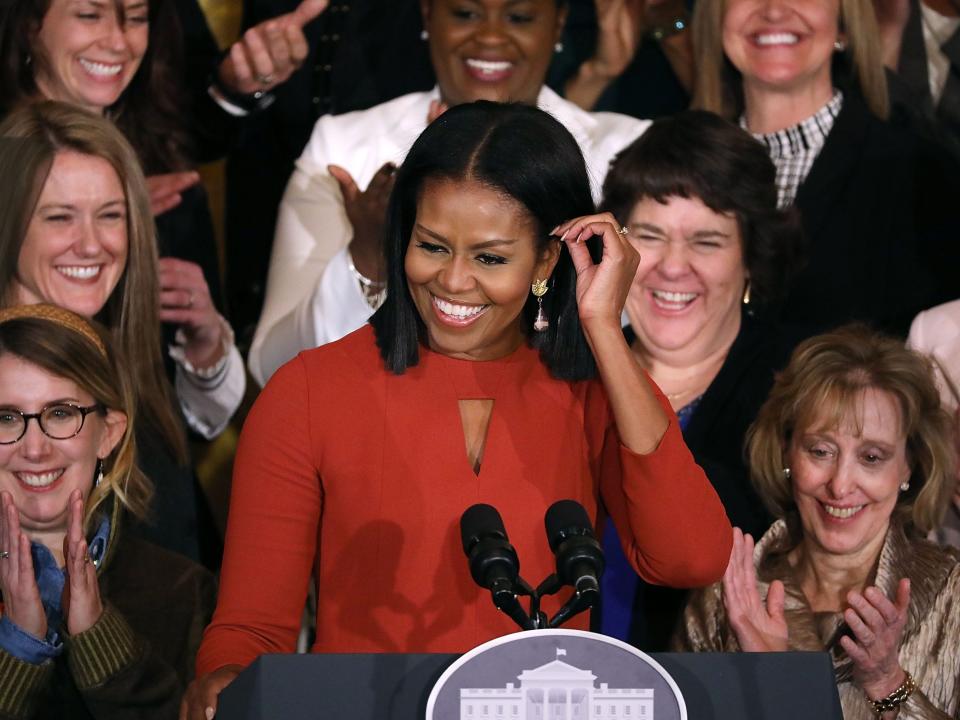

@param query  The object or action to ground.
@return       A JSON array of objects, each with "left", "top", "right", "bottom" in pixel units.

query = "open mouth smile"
[
  {"left": 650, "top": 289, "right": 699, "bottom": 311},
  {"left": 431, "top": 294, "right": 490, "bottom": 326},
  {"left": 819, "top": 501, "right": 866, "bottom": 520},
  {"left": 79, "top": 58, "right": 124, "bottom": 78},
  {"left": 56, "top": 265, "right": 102, "bottom": 281},
  {"left": 464, "top": 58, "right": 515, "bottom": 82},
  {"left": 15, "top": 469, "right": 66, "bottom": 491}
]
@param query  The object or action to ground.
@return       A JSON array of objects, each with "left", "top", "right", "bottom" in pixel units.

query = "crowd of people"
[{"left": 0, "top": 0, "right": 958, "bottom": 718}]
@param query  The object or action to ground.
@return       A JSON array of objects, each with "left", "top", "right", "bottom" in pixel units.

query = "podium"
[{"left": 217, "top": 652, "right": 842, "bottom": 719}]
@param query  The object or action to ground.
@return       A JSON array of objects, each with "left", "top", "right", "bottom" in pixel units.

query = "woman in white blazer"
[{"left": 248, "top": 0, "right": 649, "bottom": 385}]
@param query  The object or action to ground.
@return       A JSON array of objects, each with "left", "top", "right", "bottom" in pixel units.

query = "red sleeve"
[
  {"left": 597, "top": 376, "right": 732, "bottom": 588},
  {"left": 196, "top": 356, "right": 322, "bottom": 674}
]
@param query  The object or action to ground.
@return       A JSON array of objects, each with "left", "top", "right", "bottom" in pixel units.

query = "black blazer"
[
  {"left": 888, "top": 0, "right": 960, "bottom": 156},
  {"left": 619, "top": 312, "right": 800, "bottom": 651},
  {"left": 782, "top": 89, "right": 960, "bottom": 336}
]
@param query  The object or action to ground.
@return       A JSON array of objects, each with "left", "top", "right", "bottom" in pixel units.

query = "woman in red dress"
[{"left": 183, "top": 101, "right": 732, "bottom": 719}]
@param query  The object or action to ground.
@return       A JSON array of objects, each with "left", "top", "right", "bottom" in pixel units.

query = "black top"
[
  {"left": 783, "top": 88, "right": 960, "bottom": 336},
  {"left": 617, "top": 310, "right": 803, "bottom": 650}
]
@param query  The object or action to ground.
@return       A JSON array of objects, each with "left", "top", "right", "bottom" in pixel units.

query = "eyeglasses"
[{"left": 0, "top": 403, "right": 105, "bottom": 444}]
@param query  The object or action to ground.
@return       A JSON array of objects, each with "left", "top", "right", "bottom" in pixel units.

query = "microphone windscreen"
[
  {"left": 544, "top": 499, "right": 594, "bottom": 552},
  {"left": 460, "top": 503, "right": 507, "bottom": 555}
]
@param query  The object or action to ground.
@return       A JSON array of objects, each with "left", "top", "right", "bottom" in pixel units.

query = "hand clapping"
[
  {"left": 840, "top": 579, "right": 911, "bottom": 701},
  {"left": 0, "top": 489, "right": 103, "bottom": 641},
  {"left": 0, "top": 491, "right": 46, "bottom": 640},
  {"left": 61, "top": 489, "right": 103, "bottom": 636},
  {"left": 158, "top": 258, "right": 227, "bottom": 371},
  {"left": 722, "top": 527, "right": 788, "bottom": 652}
]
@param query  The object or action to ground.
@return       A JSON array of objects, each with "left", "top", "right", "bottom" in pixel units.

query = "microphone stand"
[{"left": 485, "top": 571, "right": 598, "bottom": 631}]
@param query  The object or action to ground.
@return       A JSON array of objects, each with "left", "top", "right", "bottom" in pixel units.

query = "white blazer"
[{"left": 248, "top": 87, "right": 648, "bottom": 386}]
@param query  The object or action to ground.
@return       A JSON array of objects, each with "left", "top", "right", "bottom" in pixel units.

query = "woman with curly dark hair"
[{"left": 598, "top": 110, "right": 806, "bottom": 649}]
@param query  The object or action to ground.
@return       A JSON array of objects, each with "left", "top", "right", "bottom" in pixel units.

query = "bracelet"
[
  {"left": 868, "top": 671, "right": 915, "bottom": 717},
  {"left": 168, "top": 315, "right": 234, "bottom": 382},
  {"left": 648, "top": 16, "right": 688, "bottom": 41},
  {"left": 347, "top": 254, "right": 387, "bottom": 310},
  {"left": 208, "top": 77, "right": 275, "bottom": 114}
]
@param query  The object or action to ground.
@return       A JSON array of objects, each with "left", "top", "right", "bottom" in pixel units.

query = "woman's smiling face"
[
  {"left": 34, "top": 0, "right": 150, "bottom": 113},
  {"left": 12, "top": 150, "right": 129, "bottom": 319},
  {"left": 624, "top": 195, "right": 746, "bottom": 363},
  {"left": 787, "top": 387, "right": 911, "bottom": 562},
  {"left": 0, "top": 353, "right": 124, "bottom": 536},
  {"left": 722, "top": 0, "right": 839, "bottom": 101},
  {"left": 404, "top": 176, "right": 559, "bottom": 361},
  {"left": 422, "top": 0, "right": 565, "bottom": 107}
]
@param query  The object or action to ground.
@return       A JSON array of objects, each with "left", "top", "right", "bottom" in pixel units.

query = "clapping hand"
[
  {"left": 840, "top": 579, "right": 911, "bottom": 701},
  {"left": 61, "top": 489, "right": 103, "bottom": 636},
  {"left": 591, "top": 0, "right": 646, "bottom": 81},
  {"left": 328, "top": 162, "right": 397, "bottom": 281},
  {"left": 145, "top": 172, "right": 201, "bottom": 217},
  {"left": 553, "top": 212, "right": 640, "bottom": 330},
  {"left": 722, "top": 527, "right": 788, "bottom": 652},
  {"left": 158, "top": 258, "right": 226, "bottom": 371},
  {"left": 218, "top": 0, "right": 328, "bottom": 97},
  {"left": 0, "top": 492, "right": 46, "bottom": 640}
]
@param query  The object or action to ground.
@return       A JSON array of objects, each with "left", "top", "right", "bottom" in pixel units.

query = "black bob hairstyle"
[
  {"left": 601, "top": 110, "right": 805, "bottom": 309},
  {"left": 371, "top": 101, "right": 597, "bottom": 380}
]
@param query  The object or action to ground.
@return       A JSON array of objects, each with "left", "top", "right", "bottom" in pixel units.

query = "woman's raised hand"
[
  {"left": 840, "top": 578, "right": 911, "bottom": 701},
  {"left": 61, "top": 489, "right": 103, "bottom": 636},
  {"left": 158, "top": 258, "right": 228, "bottom": 372},
  {"left": 218, "top": 0, "right": 328, "bottom": 96},
  {"left": 553, "top": 212, "right": 640, "bottom": 331},
  {"left": 0, "top": 492, "right": 46, "bottom": 639},
  {"left": 722, "top": 527, "right": 788, "bottom": 652},
  {"left": 180, "top": 665, "right": 244, "bottom": 720}
]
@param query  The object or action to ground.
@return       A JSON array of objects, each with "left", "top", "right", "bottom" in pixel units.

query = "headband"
[{"left": 0, "top": 304, "right": 108, "bottom": 358}]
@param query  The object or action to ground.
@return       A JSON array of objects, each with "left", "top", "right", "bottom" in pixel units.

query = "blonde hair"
[
  {"left": 0, "top": 101, "right": 187, "bottom": 463},
  {"left": 692, "top": 0, "right": 889, "bottom": 121},
  {"left": 747, "top": 325, "right": 956, "bottom": 535},
  {"left": 0, "top": 305, "right": 152, "bottom": 526}
]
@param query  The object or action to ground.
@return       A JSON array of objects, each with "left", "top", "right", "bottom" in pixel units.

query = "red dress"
[{"left": 197, "top": 326, "right": 731, "bottom": 673}]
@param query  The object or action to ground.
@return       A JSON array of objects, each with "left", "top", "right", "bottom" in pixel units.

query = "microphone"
[
  {"left": 544, "top": 500, "right": 604, "bottom": 627},
  {"left": 460, "top": 504, "right": 535, "bottom": 630}
]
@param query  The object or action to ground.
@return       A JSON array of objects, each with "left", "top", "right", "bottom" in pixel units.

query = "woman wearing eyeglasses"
[{"left": 0, "top": 304, "right": 215, "bottom": 719}]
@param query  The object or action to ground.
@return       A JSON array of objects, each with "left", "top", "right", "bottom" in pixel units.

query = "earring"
[
  {"left": 783, "top": 466, "right": 792, "bottom": 480},
  {"left": 554, "top": 41, "right": 564, "bottom": 53},
  {"left": 899, "top": 481, "right": 910, "bottom": 492},
  {"left": 532, "top": 278, "right": 549, "bottom": 332},
  {"left": 94, "top": 458, "right": 104, "bottom": 488},
  {"left": 742, "top": 280, "right": 751, "bottom": 306},
  {"left": 420, "top": 29, "right": 429, "bottom": 41},
  {"left": 834, "top": 39, "right": 846, "bottom": 51}
]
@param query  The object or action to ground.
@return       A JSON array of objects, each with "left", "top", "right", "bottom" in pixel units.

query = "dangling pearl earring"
[
  {"left": 742, "top": 280, "right": 751, "bottom": 306},
  {"left": 532, "top": 278, "right": 549, "bottom": 332},
  {"left": 95, "top": 458, "right": 104, "bottom": 487}
]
